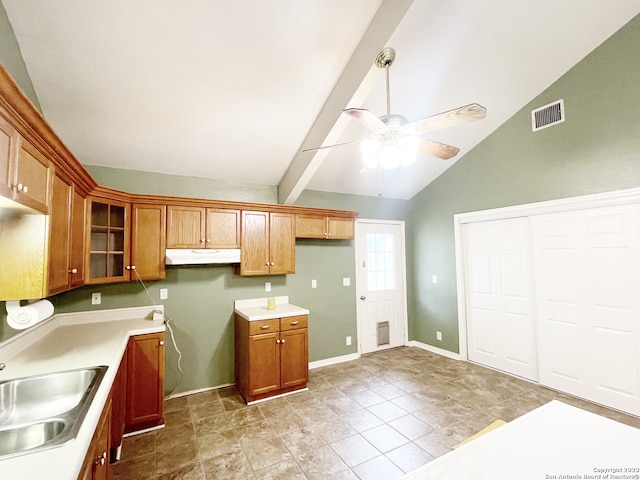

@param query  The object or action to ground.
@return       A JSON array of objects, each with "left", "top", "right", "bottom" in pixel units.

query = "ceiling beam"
[{"left": 277, "top": 0, "right": 414, "bottom": 205}]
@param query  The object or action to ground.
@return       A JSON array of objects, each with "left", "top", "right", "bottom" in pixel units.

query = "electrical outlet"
[
  {"left": 432, "top": 275, "right": 438, "bottom": 284},
  {"left": 311, "top": 279, "right": 317, "bottom": 289},
  {"left": 346, "top": 336, "right": 352, "bottom": 346},
  {"left": 342, "top": 277, "right": 350, "bottom": 287},
  {"left": 436, "top": 331, "right": 443, "bottom": 341},
  {"left": 91, "top": 292, "right": 101, "bottom": 305},
  {"left": 265, "top": 282, "right": 271, "bottom": 292},
  {"left": 160, "top": 288, "right": 168, "bottom": 300}
]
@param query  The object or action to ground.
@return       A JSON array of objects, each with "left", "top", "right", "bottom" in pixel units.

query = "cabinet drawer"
[
  {"left": 280, "top": 315, "right": 308, "bottom": 331},
  {"left": 249, "top": 318, "right": 280, "bottom": 335}
]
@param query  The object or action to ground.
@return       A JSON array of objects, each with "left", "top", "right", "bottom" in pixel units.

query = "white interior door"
[
  {"left": 463, "top": 217, "right": 538, "bottom": 381},
  {"left": 355, "top": 220, "right": 407, "bottom": 354},
  {"left": 533, "top": 204, "right": 640, "bottom": 416}
]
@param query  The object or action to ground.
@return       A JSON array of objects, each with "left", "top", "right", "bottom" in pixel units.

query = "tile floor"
[{"left": 111, "top": 347, "right": 640, "bottom": 480}]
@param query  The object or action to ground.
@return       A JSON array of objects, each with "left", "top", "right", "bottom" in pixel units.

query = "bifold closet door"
[
  {"left": 532, "top": 204, "right": 640, "bottom": 416},
  {"left": 463, "top": 217, "right": 538, "bottom": 381}
]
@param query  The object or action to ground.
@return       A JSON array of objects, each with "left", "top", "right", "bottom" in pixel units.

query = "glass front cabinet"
[{"left": 87, "top": 198, "right": 130, "bottom": 283}]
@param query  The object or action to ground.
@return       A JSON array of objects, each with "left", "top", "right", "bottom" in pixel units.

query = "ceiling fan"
[{"left": 304, "top": 47, "right": 487, "bottom": 169}]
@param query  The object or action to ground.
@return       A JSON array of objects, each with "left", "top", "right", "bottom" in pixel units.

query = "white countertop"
[
  {"left": 401, "top": 400, "right": 640, "bottom": 479},
  {"left": 0, "top": 305, "right": 166, "bottom": 479},
  {"left": 234, "top": 296, "right": 309, "bottom": 321}
]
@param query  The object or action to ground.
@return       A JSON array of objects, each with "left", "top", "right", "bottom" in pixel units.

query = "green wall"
[
  {"left": 409, "top": 13, "right": 640, "bottom": 353},
  {"left": 0, "top": 1, "right": 40, "bottom": 111}
]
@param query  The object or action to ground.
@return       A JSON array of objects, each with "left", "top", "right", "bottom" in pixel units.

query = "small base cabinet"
[
  {"left": 235, "top": 314, "right": 308, "bottom": 403},
  {"left": 78, "top": 397, "right": 112, "bottom": 480},
  {"left": 125, "top": 332, "right": 165, "bottom": 433}
]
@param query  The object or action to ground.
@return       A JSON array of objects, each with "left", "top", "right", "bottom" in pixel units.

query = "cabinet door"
[
  {"left": 0, "top": 112, "right": 17, "bottom": 200},
  {"left": 166, "top": 206, "right": 206, "bottom": 248},
  {"left": 295, "top": 214, "right": 326, "bottom": 239},
  {"left": 125, "top": 332, "right": 165, "bottom": 433},
  {"left": 269, "top": 212, "right": 295, "bottom": 274},
  {"left": 110, "top": 350, "right": 127, "bottom": 461},
  {"left": 15, "top": 138, "right": 51, "bottom": 214},
  {"left": 239, "top": 211, "right": 270, "bottom": 276},
  {"left": 79, "top": 397, "right": 111, "bottom": 480},
  {"left": 280, "top": 328, "right": 308, "bottom": 389},
  {"left": 248, "top": 332, "right": 280, "bottom": 397},
  {"left": 327, "top": 217, "right": 354, "bottom": 240},
  {"left": 206, "top": 208, "right": 240, "bottom": 248},
  {"left": 87, "top": 199, "right": 130, "bottom": 284},
  {"left": 48, "top": 173, "right": 72, "bottom": 295},
  {"left": 69, "top": 188, "right": 86, "bottom": 288},
  {"left": 131, "top": 203, "right": 166, "bottom": 280}
]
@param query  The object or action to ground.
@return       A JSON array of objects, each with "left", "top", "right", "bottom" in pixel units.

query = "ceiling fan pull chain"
[{"left": 385, "top": 63, "right": 391, "bottom": 117}]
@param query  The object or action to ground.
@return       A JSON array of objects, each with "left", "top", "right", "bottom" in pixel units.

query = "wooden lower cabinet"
[
  {"left": 78, "top": 397, "right": 112, "bottom": 480},
  {"left": 109, "top": 349, "right": 127, "bottom": 462},
  {"left": 235, "top": 314, "right": 308, "bottom": 403},
  {"left": 125, "top": 332, "right": 165, "bottom": 433}
]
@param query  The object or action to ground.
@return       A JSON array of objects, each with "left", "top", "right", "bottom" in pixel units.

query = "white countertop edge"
[
  {"left": 234, "top": 303, "right": 309, "bottom": 321},
  {"left": 0, "top": 305, "right": 164, "bottom": 360},
  {"left": 234, "top": 296, "right": 289, "bottom": 309}
]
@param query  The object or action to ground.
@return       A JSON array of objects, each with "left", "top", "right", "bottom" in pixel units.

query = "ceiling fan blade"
[
  {"left": 343, "top": 108, "right": 385, "bottom": 131},
  {"left": 418, "top": 139, "right": 460, "bottom": 160},
  {"left": 302, "top": 139, "right": 362, "bottom": 153},
  {"left": 409, "top": 103, "right": 487, "bottom": 134}
]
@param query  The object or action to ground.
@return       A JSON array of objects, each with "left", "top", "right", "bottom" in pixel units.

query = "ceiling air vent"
[{"left": 531, "top": 99, "right": 564, "bottom": 132}]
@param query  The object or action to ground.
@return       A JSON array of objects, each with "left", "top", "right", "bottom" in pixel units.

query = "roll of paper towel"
[{"left": 6, "top": 299, "right": 54, "bottom": 330}]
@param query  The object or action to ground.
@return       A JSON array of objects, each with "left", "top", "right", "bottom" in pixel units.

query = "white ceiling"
[{"left": 3, "top": 0, "right": 640, "bottom": 201}]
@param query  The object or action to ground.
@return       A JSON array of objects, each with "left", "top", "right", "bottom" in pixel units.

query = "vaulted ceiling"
[{"left": 3, "top": 1, "right": 639, "bottom": 201}]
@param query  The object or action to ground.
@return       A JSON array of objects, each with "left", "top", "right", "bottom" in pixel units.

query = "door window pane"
[{"left": 366, "top": 233, "right": 395, "bottom": 291}]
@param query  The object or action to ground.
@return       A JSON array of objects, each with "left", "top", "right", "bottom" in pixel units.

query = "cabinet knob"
[
  {"left": 270, "top": 262, "right": 275, "bottom": 266},
  {"left": 266, "top": 262, "right": 270, "bottom": 266},
  {"left": 159, "top": 340, "right": 165, "bottom": 346},
  {"left": 126, "top": 265, "right": 136, "bottom": 270},
  {"left": 15, "top": 183, "right": 28, "bottom": 193},
  {"left": 95, "top": 451, "right": 106, "bottom": 465},
  {"left": 206, "top": 239, "right": 211, "bottom": 243},
  {"left": 281, "top": 339, "right": 286, "bottom": 344},
  {"left": 69, "top": 268, "right": 78, "bottom": 274},
  {"left": 201, "top": 238, "right": 206, "bottom": 243}
]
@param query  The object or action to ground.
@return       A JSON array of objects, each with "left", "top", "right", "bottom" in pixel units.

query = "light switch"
[
  {"left": 311, "top": 279, "right": 317, "bottom": 289},
  {"left": 342, "top": 277, "right": 350, "bottom": 287},
  {"left": 160, "top": 288, "right": 168, "bottom": 300},
  {"left": 265, "top": 282, "right": 271, "bottom": 292},
  {"left": 432, "top": 275, "right": 438, "bottom": 284}
]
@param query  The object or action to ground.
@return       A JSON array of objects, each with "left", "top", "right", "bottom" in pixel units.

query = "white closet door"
[
  {"left": 532, "top": 204, "right": 640, "bottom": 416},
  {"left": 464, "top": 217, "right": 538, "bottom": 381}
]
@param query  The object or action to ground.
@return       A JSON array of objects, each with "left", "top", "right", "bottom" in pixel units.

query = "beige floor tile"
[
  {"left": 330, "top": 434, "right": 381, "bottom": 467},
  {"left": 360, "top": 424, "right": 409, "bottom": 453},
  {"left": 351, "top": 454, "right": 405, "bottom": 480},
  {"left": 385, "top": 442, "right": 435, "bottom": 473}
]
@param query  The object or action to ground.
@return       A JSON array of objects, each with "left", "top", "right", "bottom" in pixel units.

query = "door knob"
[{"left": 360, "top": 296, "right": 366, "bottom": 301}]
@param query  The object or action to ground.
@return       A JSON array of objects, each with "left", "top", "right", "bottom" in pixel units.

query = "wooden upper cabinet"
[
  {"left": 295, "top": 214, "right": 354, "bottom": 240},
  {"left": 0, "top": 112, "right": 17, "bottom": 200},
  {"left": 87, "top": 198, "right": 130, "bottom": 284},
  {"left": 0, "top": 111, "right": 51, "bottom": 214},
  {"left": 206, "top": 208, "right": 240, "bottom": 248},
  {"left": 14, "top": 138, "right": 51, "bottom": 214},
  {"left": 166, "top": 206, "right": 239, "bottom": 249},
  {"left": 238, "top": 211, "right": 294, "bottom": 276},
  {"left": 131, "top": 203, "right": 166, "bottom": 280}
]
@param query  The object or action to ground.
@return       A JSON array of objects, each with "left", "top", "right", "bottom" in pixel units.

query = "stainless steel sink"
[{"left": 0, "top": 365, "right": 108, "bottom": 460}]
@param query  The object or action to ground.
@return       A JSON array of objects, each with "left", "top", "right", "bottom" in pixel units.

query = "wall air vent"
[{"left": 531, "top": 99, "right": 565, "bottom": 132}]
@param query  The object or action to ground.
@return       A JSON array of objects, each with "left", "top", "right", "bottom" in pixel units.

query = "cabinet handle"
[
  {"left": 95, "top": 451, "right": 106, "bottom": 465},
  {"left": 281, "top": 339, "right": 286, "bottom": 344},
  {"left": 69, "top": 268, "right": 78, "bottom": 274},
  {"left": 159, "top": 340, "right": 165, "bottom": 346},
  {"left": 260, "top": 325, "right": 269, "bottom": 330},
  {"left": 16, "top": 183, "right": 28, "bottom": 193},
  {"left": 206, "top": 239, "right": 210, "bottom": 243},
  {"left": 276, "top": 339, "right": 280, "bottom": 344},
  {"left": 201, "top": 238, "right": 206, "bottom": 243},
  {"left": 290, "top": 321, "right": 299, "bottom": 325},
  {"left": 125, "top": 265, "right": 136, "bottom": 270},
  {"left": 270, "top": 262, "right": 275, "bottom": 266}
]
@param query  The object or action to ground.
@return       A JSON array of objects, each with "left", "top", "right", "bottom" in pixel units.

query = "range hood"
[{"left": 165, "top": 248, "right": 241, "bottom": 265}]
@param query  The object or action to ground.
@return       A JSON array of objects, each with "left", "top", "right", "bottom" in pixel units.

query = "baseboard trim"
[
  {"left": 409, "top": 340, "right": 462, "bottom": 360},
  {"left": 165, "top": 383, "right": 235, "bottom": 400},
  {"left": 309, "top": 352, "right": 361, "bottom": 369}
]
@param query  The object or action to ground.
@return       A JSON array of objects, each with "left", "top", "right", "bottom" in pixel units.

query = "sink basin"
[
  {"left": 0, "top": 366, "right": 107, "bottom": 459},
  {"left": 0, "top": 420, "right": 66, "bottom": 457}
]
